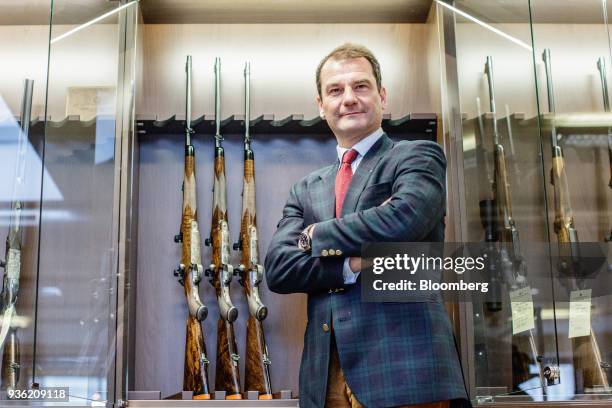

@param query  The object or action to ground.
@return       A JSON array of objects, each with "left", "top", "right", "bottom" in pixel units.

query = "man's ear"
[
  {"left": 380, "top": 86, "right": 388, "bottom": 111},
  {"left": 316, "top": 95, "right": 325, "bottom": 118}
]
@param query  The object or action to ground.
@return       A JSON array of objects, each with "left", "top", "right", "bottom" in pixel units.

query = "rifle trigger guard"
[
  {"left": 174, "top": 264, "right": 186, "bottom": 286},
  {"left": 237, "top": 264, "right": 246, "bottom": 285},
  {"left": 192, "top": 263, "right": 203, "bottom": 284},
  {"left": 223, "top": 265, "right": 234, "bottom": 285}
]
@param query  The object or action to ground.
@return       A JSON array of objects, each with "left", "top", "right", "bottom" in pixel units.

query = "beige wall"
[
  {"left": 456, "top": 23, "right": 612, "bottom": 119},
  {"left": 1, "top": 23, "right": 438, "bottom": 120},
  {"left": 0, "top": 24, "right": 120, "bottom": 120},
  {"left": 4, "top": 22, "right": 612, "bottom": 122},
  {"left": 139, "top": 23, "right": 435, "bottom": 120},
  {"left": 0, "top": 25, "right": 50, "bottom": 119}
]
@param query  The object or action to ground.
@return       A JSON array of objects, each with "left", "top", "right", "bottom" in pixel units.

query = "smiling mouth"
[{"left": 341, "top": 112, "right": 364, "bottom": 117}]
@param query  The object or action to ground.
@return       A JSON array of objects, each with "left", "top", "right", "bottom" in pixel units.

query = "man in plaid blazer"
[{"left": 265, "top": 44, "right": 469, "bottom": 407}]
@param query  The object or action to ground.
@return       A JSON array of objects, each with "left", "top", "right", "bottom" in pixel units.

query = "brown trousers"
[{"left": 325, "top": 332, "right": 451, "bottom": 408}]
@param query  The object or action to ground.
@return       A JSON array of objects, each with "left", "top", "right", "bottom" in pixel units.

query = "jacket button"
[
  {"left": 336, "top": 249, "right": 342, "bottom": 256},
  {"left": 329, "top": 249, "right": 336, "bottom": 256},
  {"left": 321, "top": 249, "right": 329, "bottom": 257},
  {"left": 322, "top": 323, "right": 330, "bottom": 332}
]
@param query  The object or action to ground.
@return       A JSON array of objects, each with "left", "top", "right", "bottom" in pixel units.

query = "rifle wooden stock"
[
  {"left": 210, "top": 149, "right": 242, "bottom": 399},
  {"left": 485, "top": 57, "right": 547, "bottom": 391},
  {"left": 552, "top": 149, "right": 609, "bottom": 391},
  {"left": 239, "top": 152, "right": 273, "bottom": 398},
  {"left": 176, "top": 56, "right": 210, "bottom": 399},
  {"left": 596, "top": 57, "right": 612, "bottom": 241},
  {"left": 493, "top": 143, "right": 515, "bottom": 245},
  {"left": 179, "top": 150, "right": 211, "bottom": 399},
  {"left": 552, "top": 166, "right": 609, "bottom": 391},
  {"left": 543, "top": 50, "right": 609, "bottom": 392},
  {"left": 551, "top": 151, "right": 576, "bottom": 244},
  {"left": 236, "top": 61, "right": 273, "bottom": 399},
  {"left": 1, "top": 332, "right": 18, "bottom": 392},
  {"left": 208, "top": 58, "right": 241, "bottom": 399},
  {"left": 608, "top": 141, "right": 612, "bottom": 189}
]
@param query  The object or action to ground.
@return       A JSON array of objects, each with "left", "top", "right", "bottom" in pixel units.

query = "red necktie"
[{"left": 335, "top": 149, "right": 359, "bottom": 217}]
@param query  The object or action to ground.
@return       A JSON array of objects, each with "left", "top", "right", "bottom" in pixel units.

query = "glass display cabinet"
[
  {"left": 2, "top": 0, "right": 612, "bottom": 406},
  {"left": 437, "top": 0, "right": 612, "bottom": 404},
  {"left": 0, "top": 0, "right": 138, "bottom": 406}
]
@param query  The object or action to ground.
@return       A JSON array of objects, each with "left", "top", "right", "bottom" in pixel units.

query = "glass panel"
[
  {"left": 32, "top": 1, "right": 137, "bottom": 405},
  {"left": 0, "top": 0, "right": 50, "bottom": 398},
  {"left": 439, "top": 0, "right": 559, "bottom": 401},
  {"left": 530, "top": 0, "right": 612, "bottom": 400}
]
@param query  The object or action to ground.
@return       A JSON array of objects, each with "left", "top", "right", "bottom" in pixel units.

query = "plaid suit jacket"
[{"left": 265, "top": 135, "right": 468, "bottom": 407}]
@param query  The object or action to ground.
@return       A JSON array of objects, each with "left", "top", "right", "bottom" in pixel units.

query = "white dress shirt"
[{"left": 336, "top": 128, "right": 384, "bottom": 284}]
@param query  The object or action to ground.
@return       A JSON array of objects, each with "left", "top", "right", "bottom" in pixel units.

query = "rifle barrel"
[
  {"left": 598, "top": 57, "right": 610, "bottom": 113},
  {"left": 542, "top": 49, "right": 556, "bottom": 113},
  {"left": 484, "top": 56, "right": 499, "bottom": 144},
  {"left": 244, "top": 62, "right": 251, "bottom": 146},
  {"left": 185, "top": 56, "right": 193, "bottom": 145},
  {"left": 20, "top": 80, "right": 33, "bottom": 138},
  {"left": 542, "top": 49, "right": 560, "bottom": 149},
  {"left": 214, "top": 57, "right": 222, "bottom": 144}
]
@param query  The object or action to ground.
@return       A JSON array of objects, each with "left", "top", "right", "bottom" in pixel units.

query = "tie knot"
[{"left": 342, "top": 149, "right": 359, "bottom": 165}]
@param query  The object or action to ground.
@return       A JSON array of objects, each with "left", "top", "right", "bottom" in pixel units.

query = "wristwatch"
[{"left": 298, "top": 225, "right": 313, "bottom": 252}]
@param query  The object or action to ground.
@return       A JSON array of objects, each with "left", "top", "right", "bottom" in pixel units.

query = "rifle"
[
  {"left": 484, "top": 56, "right": 547, "bottom": 390},
  {"left": 173, "top": 56, "right": 211, "bottom": 399},
  {"left": 233, "top": 62, "right": 273, "bottom": 399},
  {"left": 204, "top": 57, "right": 242, "bottom": 400},
  {"left": 476, "top": 96, "right": 502, "bottom": 313},
  {"left": 543, "top": 49, "right": 610, "bottom": 392},
  {"left": 596, "top": 57, "right": 612, "bottom": 242},
  {"left": 0, "top": 79, "right": 33, "bottom": 392}
]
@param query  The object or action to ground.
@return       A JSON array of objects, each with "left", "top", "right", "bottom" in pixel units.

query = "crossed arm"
[{"left": 264, "top": 141, "right": 446, "bottom": 295}]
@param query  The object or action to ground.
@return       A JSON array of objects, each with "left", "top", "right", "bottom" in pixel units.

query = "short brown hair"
[{"left": 316, "top": 43, "right": 382, "bottom": 98}]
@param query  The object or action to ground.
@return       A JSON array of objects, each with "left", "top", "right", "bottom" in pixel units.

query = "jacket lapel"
[
  {"left": 310, "top": 162, "right": 338, "bottom": 222},
  {"left": 341, "top": 134, "right": 393, "bottom": 217}
]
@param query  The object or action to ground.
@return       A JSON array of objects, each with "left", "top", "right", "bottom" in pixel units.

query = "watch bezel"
[{"left": 298, "top": 231, "right": 312, "bottom": 252}]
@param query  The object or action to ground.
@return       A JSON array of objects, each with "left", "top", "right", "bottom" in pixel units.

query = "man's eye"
[
  {"left": 328, "top": 88, "right": 341, "bottom": 95},
  {"left": 356, "top": 84, "right": 368, "bottom": 90}
]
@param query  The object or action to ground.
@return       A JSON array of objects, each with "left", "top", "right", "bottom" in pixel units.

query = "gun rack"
[{"left": 135, "top": 113, "right": 437, "bottom": 140}]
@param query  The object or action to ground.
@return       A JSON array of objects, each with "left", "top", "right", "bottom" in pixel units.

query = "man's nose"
[{"left": 342, "top": 86, "right": 357, "bottom": 105}]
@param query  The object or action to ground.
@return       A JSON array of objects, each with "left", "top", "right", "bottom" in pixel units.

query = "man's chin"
[{"left": 336, "top": 117, "right": 368, "bottom": 130}]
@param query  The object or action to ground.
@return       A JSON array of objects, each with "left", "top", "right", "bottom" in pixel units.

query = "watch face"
[{"left": 298, "top": 232, "right": 311, "bottom": 251}]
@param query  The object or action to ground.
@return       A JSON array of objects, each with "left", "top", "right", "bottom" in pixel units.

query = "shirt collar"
[{"left": 336, "top": 127, "right": 384, "bottom": 163}]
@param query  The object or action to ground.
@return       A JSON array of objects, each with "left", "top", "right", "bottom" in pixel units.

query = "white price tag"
[
  {"left": 510, "top": 286, "right": 535, "bottom": 335},
  {"left": 569, "top": 289, "right": 591, "bottom": 339},
  {"left": 6, "top": 249, "right": 21, "bottom": 279}
]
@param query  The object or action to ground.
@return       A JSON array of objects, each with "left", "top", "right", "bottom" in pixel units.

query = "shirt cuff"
[{"left": 342, "top": 258, "right": 360, "bottom": 285}]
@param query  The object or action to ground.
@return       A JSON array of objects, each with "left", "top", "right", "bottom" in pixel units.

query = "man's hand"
[
  {"left": 348, "top": 257, "right": 361, "bottom": 272},
  {"left": 308, "top": 224, "right": 315, "bottom": 238},
  {"left": 327, "top": 198, "right": 390, "bottom": 270}
]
